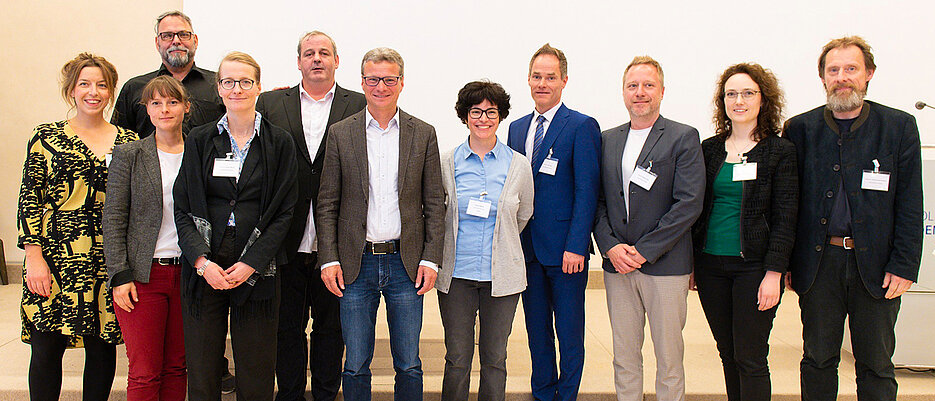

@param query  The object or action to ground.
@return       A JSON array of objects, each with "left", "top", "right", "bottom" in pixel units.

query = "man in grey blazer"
[
  {"left": 592, "top": 56, "right": 705, "bottom": 401},
  {"left": 316, "top": 47, "right": 445, "bottom": 401},
  {"left": 256, "top": 31, "right": 366, "bottom": 401}
]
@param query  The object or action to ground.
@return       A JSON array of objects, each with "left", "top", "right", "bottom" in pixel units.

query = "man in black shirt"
[
  {"left": 784, "top": 36, "right": 923, "bottom": 401},
  {"left": 112, "top": 10, "right": 224, "bottom": 137}
]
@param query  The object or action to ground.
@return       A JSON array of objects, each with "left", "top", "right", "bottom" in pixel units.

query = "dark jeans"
[
  {"left": 276, "top": 252, "right": 343, "bottom": 401},
  {"left": 695, "top": 253, "right": 779, "bottom": 401},
  {"left": 27, "top": 322, "right": 117, "bottom": 401},
  {"left": 437, "top": 278, "right": 520, "bottom": 401},
  {"left": 340, "top": 252, "right": 423, "bottom": 401},
  {"left": 799, "top": 245, "right": 900, "bottom": 401}
]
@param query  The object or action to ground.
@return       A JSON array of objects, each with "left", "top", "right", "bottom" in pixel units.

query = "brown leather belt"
[{"left": 828, "top": 236, "right": 854, "bottom": 250}]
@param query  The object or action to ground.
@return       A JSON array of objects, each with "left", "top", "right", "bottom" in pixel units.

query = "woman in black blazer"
[
  {"left": 104, "top": 75, "right": 189, "bottom": 400},
  {"left": 690, "top": 63, "right": 798, "bottom": 401},
  {"left": 173, "top": 51, "right": 297, "bottom": 401}
]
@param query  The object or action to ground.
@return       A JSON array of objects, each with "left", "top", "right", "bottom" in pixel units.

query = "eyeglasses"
[
  {"left": 468, "top": 107, "right": 499, "bottom": 120},
  {"left": 362, "top": 76, "right": 401, "bottom": 87},
  {"left": 218, "top": 78, "right": 256, "bottom": 90},
  {"left": 158, "top": 31, "right": 193, "bottom": 42},
  {"left": 724, "top": 90, "right": 760, "bottom": 100}
]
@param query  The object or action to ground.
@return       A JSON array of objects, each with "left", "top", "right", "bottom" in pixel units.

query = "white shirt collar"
[
  {"left": 365, "top": 108, "right": 401, "bottom": 131},
  {"left": 299, "top": 82, "right": 336, "bottom": 102},
  {"left": 534, "top": 102, "right": 562, "bottom": 122}
]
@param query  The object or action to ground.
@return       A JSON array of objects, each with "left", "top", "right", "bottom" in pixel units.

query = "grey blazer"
[
  {"left": 316, "top": 109, "right": 446, "bottom": 285},
  {"left": 437, "top": 145, "right": 534, "bottom": 297},
  {"left": 593, "top": 116, "right": 705, "bottom": 276},
  {"left": 103, "top": 135, "right": 176, "bottom": 286}
]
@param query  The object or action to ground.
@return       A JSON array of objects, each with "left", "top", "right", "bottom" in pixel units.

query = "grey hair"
[
  {"left": 155, "top": 10, "right": 193, "bottom": 33},
  {"left": 360, "top": 47, "right": 404, "bottom": 76},
  {"left": 297, "top": 31, "right": 338, "bottom": 57}
]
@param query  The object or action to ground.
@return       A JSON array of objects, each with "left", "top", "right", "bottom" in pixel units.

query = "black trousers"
[
  {"left": 27, "top": 322, "right": 117, "bottom": 401},
  {"left": 275, "top": 252, "right": 343, "bottom": 401},
  {"left": 183, "top": 227, "right": 281, "bottom": 401},
  {"left": 695, "top": 253, "right": 779, "bottom": 401},
  {"left": 799, "top": 245, "right": 900, "bottom": 401}
]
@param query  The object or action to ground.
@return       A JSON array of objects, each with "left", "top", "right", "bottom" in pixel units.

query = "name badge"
[
  {"left": 466, "top": 197, "right": 492, "bottom": 218},
  {"left": 539, "top": 149, "right": 558, "bottom": 175},
  {"left": 631, "top": 162, "right": 657, "bottom": 191},
  {"left": 733, "top": 159, "right": 757, "bottom": 181},
  {"left": 104, "top": 153, "right": 113, "bottom": 168},
  {"left": 861, "top": 159, "right": 889, "bottom": 191},
  {"left": 213, "top": 153, "right": 239, "bottom": 178}
]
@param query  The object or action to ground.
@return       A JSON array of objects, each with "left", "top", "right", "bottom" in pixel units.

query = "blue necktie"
[{"left": 532, "top": 115, "right": 546, "bottom": 162}]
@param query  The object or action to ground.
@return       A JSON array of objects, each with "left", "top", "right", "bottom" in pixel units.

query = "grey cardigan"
[
  {"left": 437, "top": 144, "right": 535, "bottom": 297},
  {"left": 103, "top": 135, "right": 177, "bottom": 286}
]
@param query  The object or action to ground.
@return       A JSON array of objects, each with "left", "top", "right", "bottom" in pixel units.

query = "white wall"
[{"left": 185, "top": 0, "right": 935, "bottom": 153}]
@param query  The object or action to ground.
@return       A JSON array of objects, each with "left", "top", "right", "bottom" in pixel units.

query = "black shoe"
[{"left": 221, "top": 372, "right": 236, "bottom": 394}]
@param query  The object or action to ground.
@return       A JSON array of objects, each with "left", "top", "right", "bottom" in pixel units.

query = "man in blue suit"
[{"left": 507, "top": 43, "right": 601, "bottom": 401}]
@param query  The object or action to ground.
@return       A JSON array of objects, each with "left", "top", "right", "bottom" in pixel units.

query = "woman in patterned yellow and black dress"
[{"left": 17, "top": 52, "right": 138, "bottom": 401}]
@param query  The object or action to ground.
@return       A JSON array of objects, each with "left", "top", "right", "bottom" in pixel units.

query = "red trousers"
[{"left": 114, "top": 263, "right": 186, "bottom": 401}]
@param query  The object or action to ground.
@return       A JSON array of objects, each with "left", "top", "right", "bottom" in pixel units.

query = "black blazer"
[
  {"left": 784, "top": 101, "right": 923, "bottom": 298},
  {"left": 691, "top": 134, "right": 798, "bottom": 273},
  {"left": 256, "top": 84, "right": 366, "bottom": 258}
]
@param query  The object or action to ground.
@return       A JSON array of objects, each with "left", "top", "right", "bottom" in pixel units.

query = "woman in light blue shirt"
[{"left": 437, "top": 81, "right": 534, "bottom": 401}]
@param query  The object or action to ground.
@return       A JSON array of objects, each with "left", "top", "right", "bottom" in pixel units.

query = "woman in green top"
[{"left": 691, "top": 63, "right": 798, "bottom": 401}]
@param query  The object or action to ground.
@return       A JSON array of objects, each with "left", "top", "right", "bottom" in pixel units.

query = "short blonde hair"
[
  {"left": 218, "top": 51, "right": 261, "bottom": 82},
  {"left": 61, "top": 52, "right": 118, "bottom": 109},
  {"left": 360, "top": 47, "right": 404, "bottom": 76},
  {"left": 623, "top": 56, "right": 664, "bottom": 86}
]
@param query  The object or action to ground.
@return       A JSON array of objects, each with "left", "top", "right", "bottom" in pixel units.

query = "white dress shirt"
[
  {"left": 621, "top": 126, "right": 652, "bottom": 215},
  {"left": 153, "top": 148, "right": 183, "bottom": 258},
  {"left": 296, "top": 83, "right": 336, "bottom": 253},
  {"left": 524, "top": 102, "right": 563, "bottom": 157}
]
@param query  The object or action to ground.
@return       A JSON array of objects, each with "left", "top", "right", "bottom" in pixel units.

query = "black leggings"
[{"left": 28, "top": 324, "right": 117, "bottom": 401}]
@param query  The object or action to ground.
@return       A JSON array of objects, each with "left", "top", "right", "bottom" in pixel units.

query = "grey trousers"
[
  {"left": 604, "top": 270, "right": 690, "bottom": 401},
  {"left": 437, "top": 278, "right": 521, "bottom": 401}
]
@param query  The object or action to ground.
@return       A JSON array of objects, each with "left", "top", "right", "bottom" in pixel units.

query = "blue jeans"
[{"left": 340, "top": 252, "right": 423, "bottom": 401}]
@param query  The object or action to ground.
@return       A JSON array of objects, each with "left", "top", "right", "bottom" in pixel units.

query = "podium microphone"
[{"left": 916, "top": 101, "right": 935, "bottom": 110}]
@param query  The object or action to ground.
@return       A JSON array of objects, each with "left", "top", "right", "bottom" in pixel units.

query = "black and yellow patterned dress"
[{"left": 17, "top": 121, "right": 138, "bottom": 347}]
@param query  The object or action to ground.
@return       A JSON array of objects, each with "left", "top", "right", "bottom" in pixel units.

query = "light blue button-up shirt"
[
  {"left": 217, "top": 111, "right": 263, "bottom": 227},
  {"left": 453, "top": 139, "right": 513, "bottom": 281}
]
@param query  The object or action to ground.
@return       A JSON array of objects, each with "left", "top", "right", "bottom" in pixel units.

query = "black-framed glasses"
[
  {"left": 469, "top": 107, "right": 499, "bottom": 120},
  {"left": 724, "top": 90, "right": 760, "bottom": 100},
  {"left": 362, "top": 76, "right": 401, "bottom": 87},
  {"left": 218, "top": 78, "right": 256, "bottom": 90},
  {"left": 158, "top": 31, "right": 193, "bottom": 42}
]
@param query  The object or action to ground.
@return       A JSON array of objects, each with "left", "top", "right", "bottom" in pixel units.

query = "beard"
[
  {"left": 162, "top": 45, "right": 193, "bottom": 68},
  {"left": 825, "top": 82, "right": 866, "bottom": 113}
]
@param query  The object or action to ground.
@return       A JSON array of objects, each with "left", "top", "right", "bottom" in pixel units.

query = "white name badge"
[
  {"left": 861, "top": 170, "right": 890, "bottom": 191},
  {"left": 733, "top": 162, "right": 757, "bottom": 181},
  {"left": 466, "top": 198, "right": 492, "bottom": 218},
  {"left": 213, "top": 158, "right": 240, "bottom": 178},
  {"left": 539, "top": 157, "right": 558, "bottom": 175},
  {"left": 104, "top": 154, "right": 112, "bottom": 168},
  {"left": 631, "top": 165, "right": 657, "bottom": 190}
]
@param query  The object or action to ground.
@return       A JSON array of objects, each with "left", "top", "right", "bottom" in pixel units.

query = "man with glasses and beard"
[
  {"left": 113, "top": 10, "right": 224, "bottom": 137},
  {"left": 784, "top": 36, "right": 922, "bottom": 401}
]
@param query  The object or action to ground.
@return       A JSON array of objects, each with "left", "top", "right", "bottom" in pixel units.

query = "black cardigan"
[
  {"left": 174, "top": 116, "right": 297, "bottom": 309},
  {"left": 691, "top": 134, "right": 798, "bottom": 273}
]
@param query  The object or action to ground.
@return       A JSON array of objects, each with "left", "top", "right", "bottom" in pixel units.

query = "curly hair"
[
  {"left": 455, "top": 80, "right": 511, "bottom": 123},
  {"left": 713, "top": 63, "right": 784, "bottom": 141}
]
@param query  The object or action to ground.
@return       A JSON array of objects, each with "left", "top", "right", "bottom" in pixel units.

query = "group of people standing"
[{"left": 16, "top": 9, "right": 921, "bottom": 401}]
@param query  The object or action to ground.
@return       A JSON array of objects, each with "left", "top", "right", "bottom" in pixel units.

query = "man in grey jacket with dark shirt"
[{"left": 592, "top": 56, "right": 705, "bottom": 401}]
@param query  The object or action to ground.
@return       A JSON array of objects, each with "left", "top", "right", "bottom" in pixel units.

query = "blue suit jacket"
[{"left": 507, "top": 104, "right": 601, "bottom": 266}]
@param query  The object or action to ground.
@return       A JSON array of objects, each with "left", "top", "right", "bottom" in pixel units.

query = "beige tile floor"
[{"left": 0, "top": 265, "right": 933, "bottom": 400}]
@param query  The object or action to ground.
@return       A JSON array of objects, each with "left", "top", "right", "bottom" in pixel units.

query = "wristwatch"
[{"left": 196, "top": 260, "right": 210, "bottom": 276}]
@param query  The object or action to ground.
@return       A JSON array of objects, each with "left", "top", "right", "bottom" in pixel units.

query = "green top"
[{"left": 704, "top": 162, "right": 743, "bottom": 256}]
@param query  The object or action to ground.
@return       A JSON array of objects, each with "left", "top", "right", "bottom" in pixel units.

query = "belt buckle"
[
  {"left": 155, "top": 258, "right": 168, "bottom": 265},
  {"left": 842, "top": 236, "right": 853, "bottom": 250},
  {"left": 371, "top": 242, "right": 388, "bottom": 255}
]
